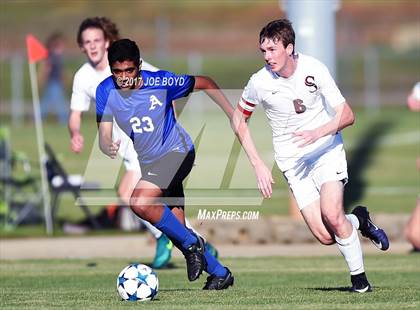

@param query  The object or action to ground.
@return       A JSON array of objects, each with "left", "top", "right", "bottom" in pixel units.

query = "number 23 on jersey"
[{"left": 130, "top": 116, "right": 154, "bottom": 133}]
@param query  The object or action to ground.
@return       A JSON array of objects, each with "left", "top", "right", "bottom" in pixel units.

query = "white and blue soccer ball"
[{"left": 116, "top": 263, "right": 158, "bottom": 301}]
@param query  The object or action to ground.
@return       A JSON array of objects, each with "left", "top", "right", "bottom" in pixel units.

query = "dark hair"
[
  {"left": 259, "top": 19, "right": 295, "bottom": 51},
  {"left": 77, "top": 16, "right": 120, "bottom": 47},
  {"left": 97, "top": 17, "right": 120, "bottom": 43},
  {"left": 108, "top": 39, "right": 141, "bottom": 67},
  {"left": 46, "top": 32, "right": 63, "bottom": 50}
]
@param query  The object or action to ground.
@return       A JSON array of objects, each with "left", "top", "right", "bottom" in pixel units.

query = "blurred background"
[{"left": 0, "top": 0, "right": 418, "bottom": 237}]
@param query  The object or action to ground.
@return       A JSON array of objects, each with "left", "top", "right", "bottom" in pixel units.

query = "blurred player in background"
[
  {"left": 231, "top": 19, "right": 389, "bottom": 293},
  {"left": 404, "top": 82, "right": 420, "bottom": 252},
  {"left": 68, "top": 17, "right": 218, "bottom": 269},
  {"left": 96, "top": 39, "right": 234, "bottom": 289},
  {"left": 40, "top": 32, "right": 68, "bottom": 124}
]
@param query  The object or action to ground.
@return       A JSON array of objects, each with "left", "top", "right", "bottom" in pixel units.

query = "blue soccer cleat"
[
  {"left": 151, "top": 234, "right": 173, "bottom": 269},
  {"left": 352, "top": 206, "right": 389, "bottom": 251}
]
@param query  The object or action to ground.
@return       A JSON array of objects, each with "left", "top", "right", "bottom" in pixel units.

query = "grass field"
[{"left": 1, "top": 254, "right": 419, "bottom": 309}]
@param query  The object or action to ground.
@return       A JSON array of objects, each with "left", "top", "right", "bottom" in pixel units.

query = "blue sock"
[
  {"left": 204, "top": 248, "right": 227, "bottom": 277},
  {"left": 155, "top": 205, "right": 197, "bottom": 250}
]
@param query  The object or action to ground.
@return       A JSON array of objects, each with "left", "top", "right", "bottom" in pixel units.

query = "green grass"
[{"left": 1, "top": 254, "right": 419, "bottom": 309}]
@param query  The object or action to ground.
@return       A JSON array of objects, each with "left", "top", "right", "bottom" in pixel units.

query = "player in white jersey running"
[
  {"left": 68, "top": 17, "right": 218, "bottom": 268},
  {"left": 231, "top": 19, "right": 389, "bottom": 293}
]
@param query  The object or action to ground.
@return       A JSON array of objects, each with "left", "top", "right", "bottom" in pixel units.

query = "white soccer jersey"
[
  {"left": 70, "top": 60, "right": 159, "bottom": 171},
  {"left": 240, "top": 53, "right": 346, "bottom": 171}
]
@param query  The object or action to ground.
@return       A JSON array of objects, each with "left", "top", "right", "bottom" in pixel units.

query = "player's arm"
[
  {"left": 231, "top": 104, "right": 274, "bottom": 199},
  {"left": 293, "top": 101, "right": 355, "bottom": 148},
  {"left": 193, "top": 76, "right": 234, "bottom": 118},
  {"left": 68, "top": 110, "right": 84, "bottom": 153},
  {"left": 97, "top": 121, "right": 120, "bottom": 159},
  {"left": 96, "top": 83, "right": 120, "bottom": 158},
  {"left": 294, "top": 61, "right": 355, "bottom": 147},
  {"left": 69, "top": 71, "right": 92, "bottom": 153}
]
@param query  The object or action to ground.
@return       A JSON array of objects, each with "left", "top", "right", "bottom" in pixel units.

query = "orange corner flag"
[{"left": 26, "top": 34, "right": 48, "bottom": 64}]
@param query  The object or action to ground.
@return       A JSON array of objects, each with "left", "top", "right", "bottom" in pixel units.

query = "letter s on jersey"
[{"left": 304, "top": 76, "right": 318, "bottom": 93}]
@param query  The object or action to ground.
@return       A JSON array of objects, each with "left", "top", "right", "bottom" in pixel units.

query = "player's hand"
[
  {"left": 293, "top": 130, "right": 320, "bottom": 148},
  {"left": 71, "top": 133, "right": 84, "bottom": 153},
  {"left": 254, "top": 161, "right": 274, "bottom": 199},
  {"left": 108, "top": 139, "right": 121, "bottom": 159}
]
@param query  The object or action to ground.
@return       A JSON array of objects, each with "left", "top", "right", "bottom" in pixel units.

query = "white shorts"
[
  {"left": 282, "top": 145, "right": 348, "bottom": 210},
  {"left": 112, "top": 122, "right": 141, "bottom": 172}
]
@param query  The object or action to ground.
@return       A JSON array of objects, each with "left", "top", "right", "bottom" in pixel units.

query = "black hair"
[
  {"left": 108, "top": 39, "right": 141, "bottom": 68},
  {"left": 259, "top": 19, "right": 295, "bottom": 52}
]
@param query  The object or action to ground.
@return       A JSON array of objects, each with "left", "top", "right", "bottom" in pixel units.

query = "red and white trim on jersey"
[{"left": 238, "top": 98, "right": 256, "bottom": 117}]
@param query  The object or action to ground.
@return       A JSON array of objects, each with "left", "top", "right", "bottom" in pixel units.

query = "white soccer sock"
[
  {"left": 345, "top": 214, "right": 360, "bottom": 229},
  {"left": 335, "top": 226, "right": 365, "bottom": 275},
  {"left": 140, "top": 219, "right": 163, "bottom": 239}
]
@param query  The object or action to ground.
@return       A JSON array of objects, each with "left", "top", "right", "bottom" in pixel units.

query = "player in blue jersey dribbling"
[{"left": 96, "top": 39, "right": 234, "bottom": 290}]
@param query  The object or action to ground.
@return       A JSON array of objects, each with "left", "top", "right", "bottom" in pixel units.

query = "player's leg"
[
  {"left": 117, "top": 135, "right": 174, "bottom": 268},
  {"left": 284, "top": 168, "right": 334, "bottom": 245},
  {"left": 167, "top": 183, "right": 232, "bottom": 289},
  {"left": 317, "top": 147, "right": 388, "bottom": 253},
  {"left": 161, "top": 151, "right": 232, "bottom": 290},
  {"left": 319, "top": 181, "right": 370, "bottom": 292},
  {"left": 118, "top": 169, "right": 162, "bottom": 238},
  {"left": 119, "top": 169, "right": 173, "bottom": 268},
  {"left": 313, "top": 148, "right": 374, "bottom": 293},
  {"left": 286, "top": 156, "right": 369, "bottom": 293},
  {"left": 185, "top": 219, "right": 219, "bottom": 258},
  {"left": 130, "top": 179, "right": 205, "bottom": 281},
  {"left": 300, "top": 200, "right": 335, "bottom": 245}
]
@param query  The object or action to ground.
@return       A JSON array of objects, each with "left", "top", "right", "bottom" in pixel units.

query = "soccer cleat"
[
  {"left": 352, "top": 206, "right": 389, "bottom": 251},
  {"left": 151, "top": 234, "right": 173, "bottom": 269},
  {"left": 350, "top": 272, "right": 372, "bottom": 293},
  {"left": 184, "top": 235, "right": 206, "bottom": 281},
  {"left": 205, "top": 242, "right": 219, "bottom": 258},
  {"left": 203, "top": 268, "right": 234, "bottom": 290}
]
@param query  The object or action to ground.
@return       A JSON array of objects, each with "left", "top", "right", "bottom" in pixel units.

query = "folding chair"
[
  {"left": 0, "top": 127, "right": 43, "bottom": 228},
  {"left": 44, "top": 143, "right": 102, "bottom": 229}
]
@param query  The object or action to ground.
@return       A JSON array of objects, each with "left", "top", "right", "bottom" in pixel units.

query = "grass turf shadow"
[
  {"left": 309, "top": 287, "right": 351, "bottom": 292},
  {"left": 344, "top": 119, "right": 396, "bottom": 213}
]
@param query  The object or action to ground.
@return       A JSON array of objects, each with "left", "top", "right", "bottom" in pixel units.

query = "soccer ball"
[{"left": 116, "top": 263, "right": 158, "bottom": 301}]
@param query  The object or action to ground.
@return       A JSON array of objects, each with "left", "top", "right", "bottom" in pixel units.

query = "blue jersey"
[{"left": 96, "top": 70, "right": 195, "bottom": 164}]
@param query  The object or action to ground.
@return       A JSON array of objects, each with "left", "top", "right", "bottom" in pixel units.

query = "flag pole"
[{"left": 27, "top": 38, "right": 53, "bottom": 235}]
